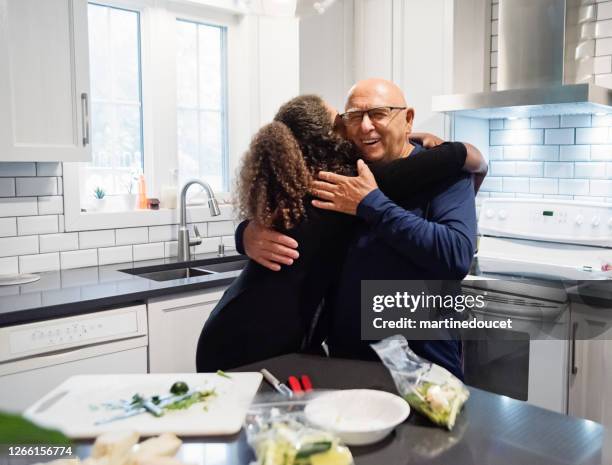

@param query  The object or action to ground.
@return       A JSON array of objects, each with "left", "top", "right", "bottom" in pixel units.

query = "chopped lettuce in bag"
[
  {"left": 245, "top": 395, "right": 354, "bottom": 465},
  {"left": 371, "top": 335, "right": 469, "bottom": 430}
]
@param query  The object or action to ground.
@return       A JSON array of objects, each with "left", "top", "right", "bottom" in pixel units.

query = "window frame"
[{"left": 64, "top": 0, "right": 245, "bottom": 231}]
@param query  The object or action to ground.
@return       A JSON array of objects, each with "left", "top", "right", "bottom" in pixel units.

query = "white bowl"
[{"left": 304, "top": 389, "right": 410, "bottom": 446}]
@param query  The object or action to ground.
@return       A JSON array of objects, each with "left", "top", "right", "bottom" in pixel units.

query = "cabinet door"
[
  {"left": 0, "top": 0, "right": 91, "bottom": 161},
  {"left": 568, "top": 303, "right": 612, "bottom": 426},
  {"left": 148, "top": 288, "right": 227, "bottom": 373}
]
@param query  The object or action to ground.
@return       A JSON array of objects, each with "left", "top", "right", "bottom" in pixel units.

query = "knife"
[
  {"left": 260, "top": 369, "right": 293, "bottom": 397},
  {"left": 94, "top": 391, "right": 195, "bottom": 425}
]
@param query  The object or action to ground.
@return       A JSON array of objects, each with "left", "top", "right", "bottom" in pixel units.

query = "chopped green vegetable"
[
  {"left": 216, "top": 370, "right": 232, "bottom": 379},
  {"left": 170, "top": 381, "right": 189, "bottom": 396},
  {"left": 164, "top": 390, "right": 216, "bottom": 411},
  {"left": 295, "top": 441, "right": 332, "bottom": 459},
  {"left": 151, "top": 395, "right": 161, "bottom": 405}
]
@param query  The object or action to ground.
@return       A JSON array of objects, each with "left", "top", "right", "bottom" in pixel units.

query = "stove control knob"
[
  {"left": 485, "top": 209, "right": 495, "bottom": 219},
  {"left": 575, "top": 215, "right": 584, "bottom": 226},
  {"left": 498, "top": 210, "right": 507, "bottom": 220},
  {"left": 592, "top": 216, "right": 601, "bottom": 227}
]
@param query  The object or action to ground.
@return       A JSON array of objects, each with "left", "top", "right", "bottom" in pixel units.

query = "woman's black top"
[{"left": 195, "top": 142, "right": 468, "bottom": 371}]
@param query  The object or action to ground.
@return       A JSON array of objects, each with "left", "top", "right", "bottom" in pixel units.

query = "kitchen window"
[
  {"left": 176, "top": 20, "right": 228, "bottom": 192},
  {"left": 80, "top": 2, "right": 144, "bottom": 211}
]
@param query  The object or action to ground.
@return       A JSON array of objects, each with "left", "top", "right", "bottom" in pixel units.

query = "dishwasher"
[{"left": 0, "top": 305, "right": 148, "bottom": 412}]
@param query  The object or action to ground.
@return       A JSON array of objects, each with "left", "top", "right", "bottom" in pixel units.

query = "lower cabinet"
[
  {"left": 147, "top": 287, "right": 227, "bottom": 373},
  {"left": 568, "top": 300, "right": 612, "bottom": 427}
]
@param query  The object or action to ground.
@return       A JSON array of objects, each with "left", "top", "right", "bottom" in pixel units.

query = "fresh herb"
[
  {"left": 164, "top": 390, "right": 216, "bottom": 411},
  {"left": 295, "top": 441, "right": 332, "bottom": 459},
  {"left": 216, "top": 370, "right": 232, "bottom": 379},
  {"left": 151, "top": 396, "right": 161, "bottom": 405},
  {"left": 170, "top": 381, "right": 189, "bottom": 396},
  {"left": 130, "top": 394, "right": 145, "bottom": 407}
]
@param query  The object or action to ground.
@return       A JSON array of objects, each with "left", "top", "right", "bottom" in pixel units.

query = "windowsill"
[{"left": 64, "top": 203, "right": 235, "bottom": 231}]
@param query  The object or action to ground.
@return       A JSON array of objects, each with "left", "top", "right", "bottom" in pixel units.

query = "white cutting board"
[{"left": 24, "top": 373, "right": 262, "bottom": 438}]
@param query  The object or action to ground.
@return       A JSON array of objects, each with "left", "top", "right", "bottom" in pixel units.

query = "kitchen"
[{"left": 1, "top": 0, "right": 612, "bottom": 464}]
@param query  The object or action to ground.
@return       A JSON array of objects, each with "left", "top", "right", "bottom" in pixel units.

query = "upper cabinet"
[{"left": 0, "top": 0, "right": 91, "bottom": 162}]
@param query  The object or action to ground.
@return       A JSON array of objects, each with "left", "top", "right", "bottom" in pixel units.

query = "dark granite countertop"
[{"left": 0, "top": 252, "right": 245, "bottom": 327}]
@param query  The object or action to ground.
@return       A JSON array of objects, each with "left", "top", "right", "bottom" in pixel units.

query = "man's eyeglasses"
[{"left": 339, "top": 106, "right": 407, "bottom": 126}]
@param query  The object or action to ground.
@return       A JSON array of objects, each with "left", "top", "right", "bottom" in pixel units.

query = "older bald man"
[{"left": 235, "top": 79, "right": 480, "bottom": 379}]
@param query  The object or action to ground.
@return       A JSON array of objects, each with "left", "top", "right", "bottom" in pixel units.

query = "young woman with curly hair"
[{"left": 195, "top": 95, "right": 485, "bottom": 371}]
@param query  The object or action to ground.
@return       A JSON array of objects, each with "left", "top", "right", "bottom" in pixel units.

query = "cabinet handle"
[
  {"left": 571, "top": 321, "right": 579, "bottom": 375},
  {"left": 81, "top": 92, "right": 90, "bottom": 146}
]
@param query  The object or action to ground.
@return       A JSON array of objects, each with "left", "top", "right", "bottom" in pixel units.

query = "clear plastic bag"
[
  {"left": 245, "top": 392, "right": 354, "bottom": 465},
  {"left": 371, "top": 335, "right": 469, "bottom": 431}
]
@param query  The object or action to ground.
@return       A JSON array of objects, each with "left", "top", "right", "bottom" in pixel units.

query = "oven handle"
[{"left": 571, "top": 322, "right": 579, "bottom": 375}]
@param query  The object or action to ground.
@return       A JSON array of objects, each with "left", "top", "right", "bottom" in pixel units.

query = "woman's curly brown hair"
[{"left": 236, "top": 95, "right": 357, "bottom": 231}]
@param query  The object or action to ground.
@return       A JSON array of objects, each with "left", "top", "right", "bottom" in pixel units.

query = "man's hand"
[
  {"left": 311, "top": 160, "right": 378, "bottom": 215},
  {"left": 243, "top": 222, "right": 299, "bottom": 271},
  {"left": 409, "top": 132, "right": 445, "bottom": 149}
]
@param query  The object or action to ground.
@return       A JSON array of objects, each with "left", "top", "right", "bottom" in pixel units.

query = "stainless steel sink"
[
  {"left": 134, "top": 267, "right": 215, "bottom": 282},
  {"left": 119, "top": 256, "right": 248, "bottom": 282}
]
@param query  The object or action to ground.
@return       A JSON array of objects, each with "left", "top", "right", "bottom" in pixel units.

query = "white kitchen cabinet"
[
  {"left": 568, "top": 301, "right": 612, "bottom": 427},
  {"left": 0, "top": 0, "right": 91, "bottom": 162},
  {"left": 147, "top": 287, "right": 228, "bottom": 373}
]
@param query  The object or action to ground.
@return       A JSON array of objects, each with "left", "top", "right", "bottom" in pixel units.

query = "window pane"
[
  {"left": 176, "top": 20, "right": 227, "bottom": 192},
  {"left": 83, "top": 3, "right": 143, "bottom": 206}
]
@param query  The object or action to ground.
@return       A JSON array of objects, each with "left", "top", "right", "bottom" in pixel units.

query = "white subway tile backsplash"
[
  {"left": 57, "top": 178, "right": 63, "bottom": 195},
  {"left": 193, "top": 237, "right": 221, "bottom": 254},
  {"left": 19, "top": 253, "right": 59, "bottom": 273},
  {"left": 0, "top": 218, "right": 16, "bottom": 238},
  {"left": 591, "top": 145, "right": 612, "bottom": 160},
  {"left": 60, "top": 249, "right": 98, "bottom": 269},
  {"left": 590, "top": 179, "right": 612, "bottom": 196},
  {"left": 38, "top": 196, "right": 63, "bottom": 215},
  {"left": 576, "top": 127, "right": 610, "bottom": 144},
  {"left": 490, "top": 161, "right": 516, "bottom": 176},
  {"left": 544, "top": 162, "right": 574, "bottom": 178},
  {"left": 545, "top": 128, "right": 575, "bottom": 145},
  {"left": 15, "top": 177, "right": 57, "bottom": 196},
  {"left": 596, "top": 19, "right": 612, "bottom": 38},
  {"left": 502, "top": 177, "right": 530, "bottom": 193},
  {"left": 0, "top": 197, "right": 38, "bottom": 217},
  {"left": 98, "top": 246, "right": 133, "bottom": 265},
  {"left": 591, "top": 113, "right": 612, "bottom": 126},
  {"left": 116, "top": 227, "right": 148, "bottom": 245},
  {"left": 596, "top": 37, "right": 612, "bottom": 55},
  {"left": 530, "top": 178, "right": 558, "bottom": 194},
  {"left": 491, "top": 35, "right": 498, "bottom": 52},
  {"left": 17, "top": 215, "right": 57, "bottom": 235},
  {"left": 221, "top": 235, "right": 236, "bottom": 250},
  {"left": 504, "top": 118, "right": 530, "bottom": 129},
  {"left": 79, "top": 230, "right": 115, "bottom": 249},
  {"left": 149, "top": 225, "right": 178, "bottom": 242},
  {"left": 0, "top": 163, "right": 36, "bottom": 177},
  {"left": 490, "top": 67, "right": 497, "bottom": 84},
  {"left": 0, "top": 236, "right": 38, "bottom": 257},
  {"left": 164, "top": 241, "right": 178, "bottom": 258},
  {"left": 598, "top": 2, "right": 612, "bottom": 21},
  {"left": 488, "top": 146, "right": 503, "bottom": 160},
  {"left": 503, "top": 146, "right": 529, "bottom": 160},
  {"left": 0, "top": 257, "right": 18, "bottom": 274},
  {"left": 575, "top": 162, "right": 607, "bottom": 178},
  {"left": 36, "top": 162, "right": 62, "bottom": 177},
  {"left": 480, "top": 177, "right": 503, "bottom": 192},
  {"left": 531, "top": 116, "right": 559, "bottom": 129},
  {"left": 0, "top": 179, "right": 15, "bottom": 197},
  {"left": 133, "top": 242, "right": 165, "bottom": 261},
  {"left": 39, "top": 233, "right": 79, "bottom": 253},
  {"left": 489, "top": 119, "right": 503, "bottom": 130},
  {"left": 559, "top": 179, "right": 590, "bottom": 195},
  {"left": 560, "top": 114, "right": 591, "bottom": 128},
  {"left": 560, "top": 145, "right": 590, "bottom": 161},
  {"left": 595, "top": 55, "right": 612, "bottom": 74},
  {"left": 530, "top": 145, "right": 559, "bottom": 161},
  {"left": 516, "top": 162, "right": 544, "bottom": 177},
  {"left": 490, "top": 129, "right": 543, "bottom": 146},
  {"left": 207, "top": 221, "right": 235, "bottom": 237},
  {"left": 490, "top": 192, "right": 515, "bottom": 198}
]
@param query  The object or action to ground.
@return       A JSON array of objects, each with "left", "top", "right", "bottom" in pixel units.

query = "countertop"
[
  {"left": 74, "top": 353, "right": 609, "bottom": 465},
  {"left": 0, "top": 252, "right": 245, "bottom": 327}
]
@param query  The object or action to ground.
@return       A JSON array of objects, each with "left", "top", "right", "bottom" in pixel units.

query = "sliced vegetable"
[{"left": 170, "top": 381, "right": 189, "bottom": 396}]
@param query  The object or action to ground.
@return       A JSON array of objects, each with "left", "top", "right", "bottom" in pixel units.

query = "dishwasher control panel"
[{"left": 0, "top": 305, "right": 147, "bottom": 362}]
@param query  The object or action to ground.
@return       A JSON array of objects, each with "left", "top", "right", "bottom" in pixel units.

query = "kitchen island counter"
[{"left": 74, "top": 353, "right": 608, "bottom": 465}]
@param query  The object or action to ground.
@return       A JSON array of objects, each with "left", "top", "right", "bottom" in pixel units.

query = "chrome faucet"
[{"left": 177, "top": 179, "right": 221, "bottom": 262}]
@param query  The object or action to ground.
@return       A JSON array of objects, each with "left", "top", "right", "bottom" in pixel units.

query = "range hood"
[{"left": 433, "top": 0, "right": 612, "bottom": 119}]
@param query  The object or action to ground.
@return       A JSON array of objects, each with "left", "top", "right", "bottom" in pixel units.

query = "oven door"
[{"left": 461, "top": 286, "right": 570, "bottom": 413}]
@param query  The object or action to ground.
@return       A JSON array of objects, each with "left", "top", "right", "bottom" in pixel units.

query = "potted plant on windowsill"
[
  {"left": 90, "top": 187, "right": 106, "bottom": 212},
  {"left": 121, "top": 170, "right": 140, "bottom": 211}
]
